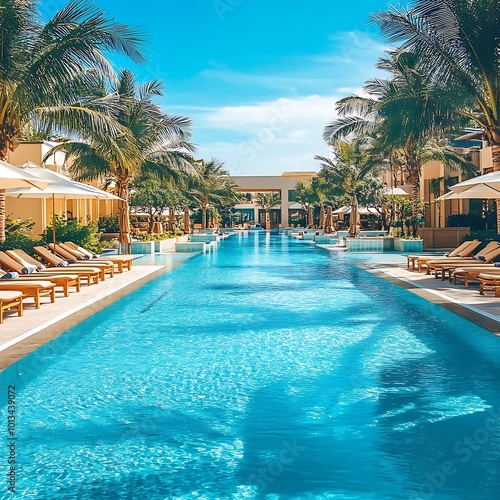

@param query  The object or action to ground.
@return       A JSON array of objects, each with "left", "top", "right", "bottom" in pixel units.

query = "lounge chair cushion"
[{"left": 1, "top": 272, "right": 19, "bottom": 279}]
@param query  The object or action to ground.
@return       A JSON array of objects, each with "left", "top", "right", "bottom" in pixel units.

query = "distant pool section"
[{"left": 1, "top": 232, "right": 500, "bottom": 499}]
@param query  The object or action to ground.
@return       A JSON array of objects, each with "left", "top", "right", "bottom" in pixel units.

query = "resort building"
[
  {"left": 228, "top": 171, "right": 316, "bottom": 228},
  {"left": 380, "top": 138, "right": 492, "bottom": 229},
  {"left": 6, "top": 141, "right": 118, "bottom": 234}
]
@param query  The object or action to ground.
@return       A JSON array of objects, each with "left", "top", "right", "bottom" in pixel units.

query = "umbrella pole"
[{"left": 51, "top": 194, "right": 57, "bottom": 253}]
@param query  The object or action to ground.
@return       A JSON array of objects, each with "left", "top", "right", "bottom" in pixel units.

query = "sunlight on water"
[{"left": 1, "top": 233, "right": 500, "bottom": 499}]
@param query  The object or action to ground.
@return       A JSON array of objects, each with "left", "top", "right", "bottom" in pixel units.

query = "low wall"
[
  {"left": 346, "top": 236, "right": 394, "bottom": 252},
  {"left": 417, "top": 227, "right": 470, "bottom": 250}
]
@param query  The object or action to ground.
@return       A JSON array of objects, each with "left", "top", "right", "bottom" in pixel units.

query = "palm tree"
[
  {"left": 188, "top": 159, "right": 239, "bottom": 230},
  {"left": 324, "top": 51, "right": 474, "bottom": 235},
  {"left": 0, "top": 0, "right": 145, "bottom": 242},
  {"left": 371, "top": 0, "right": 500, "bottom": 225},
  {"left": 315, "top": 139, "right": 381, "bottom": 234},
  {"left": 255, "top": 192, "right": 281, "bottom": 230},
  {"left": 294, "top": 180, "right": 318, "bottom": 228},
  {"left": 50, "top": 70, "right": 195, "bottom": 251}
]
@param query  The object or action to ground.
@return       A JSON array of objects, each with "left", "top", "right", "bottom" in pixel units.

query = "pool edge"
[
  {"left": 365, "top": 266, "right": 500, "bottom": 336},
  {"left": 0, "top": 265, "right": 171, "bottom": 372}
]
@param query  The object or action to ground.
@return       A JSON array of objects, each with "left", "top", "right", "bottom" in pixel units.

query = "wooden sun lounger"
[
  {"left": 0, "top": 291, "right": 25, "bottom": 323},
  {"left": 6, "top": 249, "right": 99, "bottom": 286},
  {"left": 47, "top": 244, "right": 114, "bottom": 278},
  {"left": 478, "top": 273, "right": 500, "bottom": 297},
  {"left": 65, "top": 241, "right": 134, "bottom": 272},
  {"left": 425, "top": 242, "right": 500, "bottom": 276},
  {"left": 5, "top": 249, "right": 94, "bottom": 287},
  {"left": 452, "top": 266, "right": 500, "bottom": 287},
  {"left": 0, "top": 252, "right": 81, "bottom": 296},
  {"left": 34, "top": 246, "right": 110, "bottom": 281},
  {"left": 0, "top": 280, "right": 55, "bottom": 309},
  {"left": 431, "top": 246, "right": 500, "bottom": 280},
  {"left": 407, "top": 239, "right": 481, "bottom": 271},
  {"left": 59, "top": 242, "right": 133, "bottom": 273}
]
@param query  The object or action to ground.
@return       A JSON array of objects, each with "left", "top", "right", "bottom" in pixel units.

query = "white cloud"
[
  {"left": 193, "top": 95, "right": 338, "bottom": 176},
  {"left": 171, "top": 30, "right": 388, "bottom": 176}
]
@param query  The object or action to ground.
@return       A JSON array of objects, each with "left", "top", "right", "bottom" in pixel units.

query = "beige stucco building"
[
  {"left": 228, "top": 171, "right": 317, "bottom": 228},
  {"left": 6, "top": 141, "right": 117, "bottom": 235}
]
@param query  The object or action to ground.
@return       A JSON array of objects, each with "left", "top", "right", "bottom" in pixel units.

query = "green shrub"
[
  {"left": 40, "top": 216, "right": 105, "bottom": 253},
  {"left": 0, "top": 217, "right": 40, "bottom": 257},
  {"left": 97, "top": 215, "right": 120, "bottom": 233},
  {"left": 465, "top": 230, "right": 500, "bottom": 248},
  {"left": 141, "top": 232, "right": 176, "bottom": 241},
  {"left": 447, "top": 212, "right": 496, "bottom": 231}
]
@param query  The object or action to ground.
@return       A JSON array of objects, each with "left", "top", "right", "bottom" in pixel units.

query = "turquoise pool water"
[{"left": 2, "top": 232, "right": 500, "bottom": 499}]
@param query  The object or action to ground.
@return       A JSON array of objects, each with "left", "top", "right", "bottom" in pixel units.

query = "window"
[{"left": 288, "top": 190, "right": 297, "bottom": 202}]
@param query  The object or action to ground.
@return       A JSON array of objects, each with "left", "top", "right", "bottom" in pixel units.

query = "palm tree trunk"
[
  {"left": 168, "top": 207, "right": 175, "bottom": 232},
  {"left": 492, "top": 144, "right": 500, "bottom": 232},
  {"left": 266, "top": 210, "right": 271, "bottom": 230},
  {"left": 116, "top": 179, "right": 131, "bottom": 254},
  {"left": 147, "top": 209, "right": 155, "bottom": 234},
  {"left": 201, "top": 206, "right": 207, "bottom": 230},
  {"left": 406, "top": 156, "right": 421, "bottom": 237}
]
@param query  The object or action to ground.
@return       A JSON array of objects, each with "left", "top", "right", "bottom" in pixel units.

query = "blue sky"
[{"left": 41, "top": 0, "right": 393, "bottom": 175}]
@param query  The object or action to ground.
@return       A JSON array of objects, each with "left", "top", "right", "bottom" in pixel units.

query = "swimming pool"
[{"left": 2, "top": 232, "right": 500, "bottom": 499}]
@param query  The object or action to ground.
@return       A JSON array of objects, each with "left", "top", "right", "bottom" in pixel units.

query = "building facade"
[{"left": 228, "top": 172, "right": 317, "bottom": 228}]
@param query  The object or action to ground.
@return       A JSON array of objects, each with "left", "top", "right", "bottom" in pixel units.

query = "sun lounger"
[
  {"left": 438, "top": 246, "right": 500, "bottom": 280},
  {"left": 65, "top": 241, "right": 134, "bottom": 272},
  {"left": 407, "top": 239, "right": 481, "bottom": 270},
  {"left": 35, "top": 246, "right": 112, "bottom": 281},
  {"left": 431, "top": 245, "right": 500, "bottom": 280},
  {"left": 0, "top": 252, "right": 81, "bottom": 296},
  {"left": 0, "top": 291, "right": 25, "bottom": 323},
  {"left": 425, "top": 242, "right": 500, "bottom": 276},
  {"left": 0, "top": 280, "right": 55, "bottom": 309},
  {"left": 5, "top": 249, "right": 98, "bottom": 286},
  {"left": 452, "top": 266, "right": 500, "bottom": 287},
  {"left": 478, "top": 273, "right": 500, "bottom": 297},
  {"left": 47, "top": 244, "right": 115, "bottom": 278}
]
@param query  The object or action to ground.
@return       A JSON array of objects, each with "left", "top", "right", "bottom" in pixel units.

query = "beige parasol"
[
  {"left": 307, "top": 206, "right": 314, "bottom": 228},
  {"left": 183, "top": 205, "right": 191, "bottom": 234},
  {"left": 324, "top": 206, "right": 334, "bottom": 234},
  {"left": 319, "top": 206, "right": 325, "bottom": 229},
  {"left": 347, "top": 195, "right": 360, "bottom": 237}
]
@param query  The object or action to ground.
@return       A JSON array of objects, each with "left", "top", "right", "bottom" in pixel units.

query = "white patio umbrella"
[
  {"left": 0, "top": 160, "right": 49, "bottom": 243},
  {"left": 332, "top": 205, "right": 351, "bottom": 214},
  {"left": 438, "top": 183, "right": 500, "bottom": 200},
  {"left": 6, "top": 163, "right": 122, "bottom": 250},
  {"left": 382, "top": 186, "right": 411, "bottom": 196},
  {"left": 0, "top": 160, "right": 49, "bottom": 189},
  {"left": 333, "top": 205, "right": 379, "bottom": 215},
  {"left": 449, "top": 171, "right": 500, "bottom": 194}
]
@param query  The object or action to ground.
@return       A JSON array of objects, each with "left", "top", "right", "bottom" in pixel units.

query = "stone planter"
[
  {"left": 394, "top": 238, "right": 423, "bottom": 253},
  {"left": 155, "top": 238, "right": 178, "bottom": 253}
]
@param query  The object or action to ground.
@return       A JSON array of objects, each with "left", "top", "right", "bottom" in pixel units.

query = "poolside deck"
[{"left": 365, "top": 262, "right": 500, "bottom": 335}]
